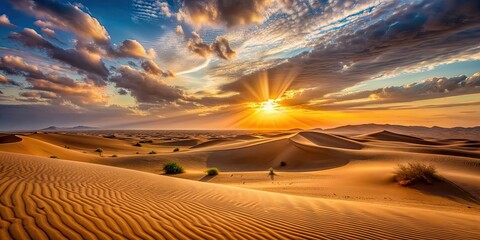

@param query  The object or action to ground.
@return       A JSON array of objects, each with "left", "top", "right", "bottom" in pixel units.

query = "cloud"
[
  {"left": 0, "top": 55, "right": 45, "bottom": 79},
  {"left": 117, "top": 88, "right": 128, "bottom": 95},
  {"left": 40, "top": 27, "right": 56, "bottom": 38},
  {"left": 176, "top": 25, "right": 184, "bottom": 35},
  {"left": 157, "top": 1, "right": 172, "bottom": 18},
  {"left": 187, "top": 32, "right": 235, "bottom": 60},
  {"left": 0, "top": 74, "right": 18, "bottom": 86},
  {"left": 1, "top": 55, "right": 107, "bottom": 106},
  {"left": 307, "top": 72, "right": 480, "bottom": 111},
  {"left": 141, "top": 60, "right": 163, "bottom": 75},
  {"left": 0, "top": 14, "right": 16, "bottom": 28},
  {"left": 109, "top": 65, "right": 184, "bottom": 103},
  {"left": 11, "top": 0, "right": 110, "bottom": 45},
  {"left": 213, "top": 0, "right": 480, "bottom": 107},
  {"left": 110, "top": 39, "right": 157, "bottom": 59},
  {"left": 180, "top": 0, "right": 275, "bottom": 27},
  {"left": 9, "top": 28, "right": 109, "bottom": 85}
]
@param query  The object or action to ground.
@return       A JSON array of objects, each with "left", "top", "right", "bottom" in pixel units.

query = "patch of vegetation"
[
  {"left": 280, "top": 161, "right": 287, "bottom": 167},
  {"left": 136, "top": 152, "right": 140, "bottom": 154},
  {"left": 268, "top": 167, "right": 275, "bottom": 175},
  {"left": 149, "top": 150, "right": 157, "bottom": 154},
  {"left": 133, "top": 142, "right": 142, "bottom": 147},
  {"left": 111, "top": 154, "right": 118, "bottom": 157},
  {"left": 64, "top": 145, "right": 70, "bottom": 149},
  {"left": 50, "top": 155, "right": 58, "bottom": 158},
  {"left": 206, "top": 168, "right": 220, "bottom": 176},
  {"left": 95, "top": 148, "right": 103, "bottom": 156},
  {"left": 163, "top": 162, "right": 185, "bottom": 174},
  {"left": 173, "top": 147, "right": 180, "bottom": 152},
  {"left": 394, "top": 162, "right": 439, "bottom": 186}
]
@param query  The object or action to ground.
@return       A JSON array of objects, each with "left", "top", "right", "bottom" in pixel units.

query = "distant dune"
[{"left": 323, "top": 124, "right": 480, "bottom": 140}]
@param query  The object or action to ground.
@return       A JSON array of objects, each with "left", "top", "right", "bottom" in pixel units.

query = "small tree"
[
  {"left": 280, "top": 161, "right": 287, "bottom": 167},
  {"left": 163, "top": 162, "right": 184, "bottom": 174},
  {"left": 95, "top": 148, "right": 103, "bottom": 156},
  {"left": 268, "top": 167, "right": 275, "bottom": 175}
]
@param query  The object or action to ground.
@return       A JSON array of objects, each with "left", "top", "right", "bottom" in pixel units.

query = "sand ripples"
[{"left": 1, "top": 152, "right": 479, "bottom": 239}]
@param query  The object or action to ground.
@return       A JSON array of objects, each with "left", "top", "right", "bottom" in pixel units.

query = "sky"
[{"left": 0, "top": 0, "right": 479, "bottom": 130}]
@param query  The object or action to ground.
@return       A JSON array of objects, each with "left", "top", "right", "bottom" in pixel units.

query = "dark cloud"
[
  {"left": 9, "top": 28, "right": 109, "bottom": 85},
  {"left": 0, "top": 14, "right": 16, "bottom": 28},
  {"left": 1, "top": 55, "right": 107, "bottom": 106},
  {"left": 117, "top": 88, "right": 128, "bottom": 95},
  {"left": 109, "top": 65, "right": 184, "bottom": 103},
  {"left": 11, "top": 0, "right": 110, "bottom": 45},
  {"left": 187, "top": 32, "right": 235, "bottom": 60},
  {"left": 127, "top": 61, "right": 137, "bottom": 67}
]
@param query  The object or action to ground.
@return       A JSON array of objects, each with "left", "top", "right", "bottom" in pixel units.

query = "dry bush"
[{"left": 394, "top": 162, "right": 438, "bottom": 186}]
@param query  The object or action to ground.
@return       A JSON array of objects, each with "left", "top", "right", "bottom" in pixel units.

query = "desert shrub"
[
  {"left": 133, "top": 142, "right": 142, "bottom": 147},
  {"left": 394, "top": 162, "right": 438, "bottom": 186},
  {"left": 149, "top": 150, "right": 157, "bottom": 154},
  {"left": 173, "top": 147, "right": 180, "bottom": 152},
  {"left": 111, "top": 154, "right": 118, "bottom": 157},
  {"left": 95, "top": 148, "right": 103, "bottom": 156},
  {"left": 280, "top": 161, "right": 287, "bottom": 167},
  {"left": 50, "top": 155, "right": 58, "bottom": 158},
  {"left": 268, "top": 167, "right": 275, "bottom": 175},
  {"left": 136, "top": 152, "right": 140, "bottom": 154},
  {"left": 206, "top": 168, "right": 220, "bottom": 176},
  {"left": 64, "top": 145, "right": 70, "bottom": 149},
  {"left": 163, "top": 162, "right": 185, "bottom": 174}
]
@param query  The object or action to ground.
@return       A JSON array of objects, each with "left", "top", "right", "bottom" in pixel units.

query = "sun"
[{"left": 260, "top": 99, "right": 279, "bottom": 112}]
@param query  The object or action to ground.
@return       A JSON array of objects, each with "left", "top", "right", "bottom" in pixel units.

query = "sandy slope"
[{"left": 1, "top": 152, "right": 479, "bottom": 239}]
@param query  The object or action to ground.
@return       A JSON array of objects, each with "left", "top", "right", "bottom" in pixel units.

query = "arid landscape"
[
  {"left": 0, "top": 127, "right": 479, "bottom": 239},
  {"left": 2, "top": 0, "right": 480, "bottom": 239}
]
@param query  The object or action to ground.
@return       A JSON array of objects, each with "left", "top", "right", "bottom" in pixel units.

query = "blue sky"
[{"left": 0, "top": 0, "right": 479, "bottom": 130}]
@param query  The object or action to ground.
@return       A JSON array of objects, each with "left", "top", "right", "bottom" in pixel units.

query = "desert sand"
[{"left": 0, "top": 129, "right": 479, "bottom": 239}]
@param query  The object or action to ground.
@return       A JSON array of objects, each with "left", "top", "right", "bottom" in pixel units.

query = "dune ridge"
[{"left": 1, "top": 152, "right": 479, "bottom": 239}]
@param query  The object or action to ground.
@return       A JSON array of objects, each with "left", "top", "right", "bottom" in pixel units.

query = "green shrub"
[
  {"left": 133, "top": 142, "right": 142, "bottom": 147},
  {"left": 173, "top": 147, "right": 180, "bottom": 152},
  {"left": 149, "top": 150, "right": 157, "bottom": 154},
  {"left": 206, "top": 168, "right": 220, "bottom": 176},
  {"left": 163, "top": 162, "right": 184, "bottom": 174},
  {"left": 268, "top": 167, "right": 275, "bottom": 175},
  {"left": 50, "top": 155, "right": 58, "bottom": 158},
  {"left": 280, "top": 161, "right": 286, "bottom": 167},
  {"left": 394, "top": 162, "right": 438, "bottom": 186}
]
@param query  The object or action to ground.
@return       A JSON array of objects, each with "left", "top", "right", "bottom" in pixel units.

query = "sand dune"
[
  {"left": 355, "top": 130, "right": 439, "bottom": 145},
  {"left": 1, "top": 152, "right": 479, "bottom": 239},
  {"left": 0, "top": 134, "right": 22, "bottom": 144},
  {"left": 290, "top": 131, "right": 363, "bottom": 149}
]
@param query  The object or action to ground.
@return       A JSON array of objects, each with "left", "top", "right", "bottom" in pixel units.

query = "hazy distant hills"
[
  {"left": 40, "top": 126, "right": 97, "bottom": 131},
  {"left": 322, "top": 124, "right": 480, "bottom": 140}
]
